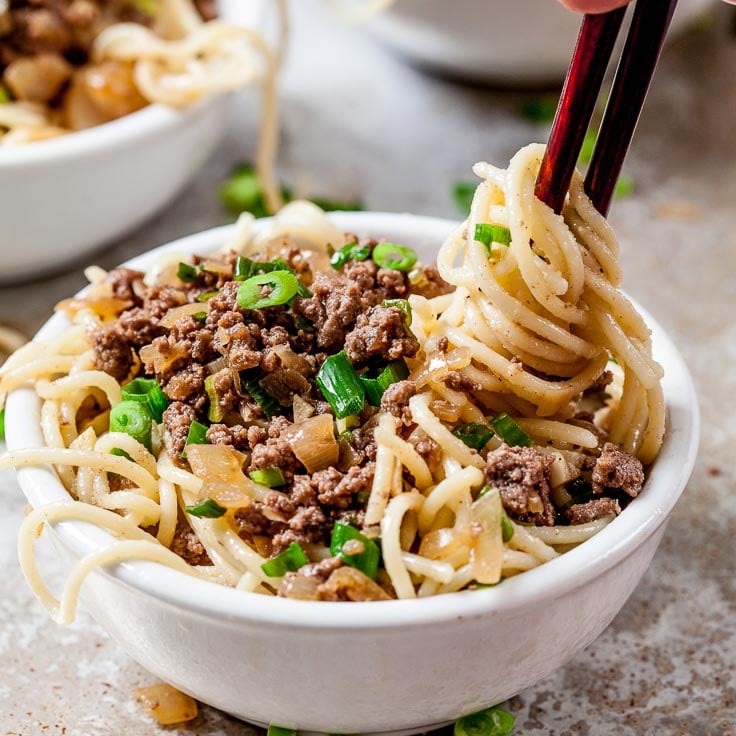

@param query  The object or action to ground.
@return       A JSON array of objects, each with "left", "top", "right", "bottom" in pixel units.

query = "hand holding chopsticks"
[{"left": 535, "top": 0, "right": 678, "bottom": 216}]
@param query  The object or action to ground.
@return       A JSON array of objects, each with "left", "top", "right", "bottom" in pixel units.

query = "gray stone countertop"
[{"left": 1, "top": 1, "right": 735, "bottom": 734}]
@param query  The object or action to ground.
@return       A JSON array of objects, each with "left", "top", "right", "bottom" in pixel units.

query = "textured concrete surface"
[{"left": 1, "top": 1, "right": 735, "bottom": 734}]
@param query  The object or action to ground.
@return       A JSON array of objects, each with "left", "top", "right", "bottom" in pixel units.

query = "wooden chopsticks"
[{"left": 535, "top": 0, "right": 679, "bottom": 217}]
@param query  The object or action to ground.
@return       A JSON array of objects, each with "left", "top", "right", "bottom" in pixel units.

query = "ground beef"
[
  {"left": 162, "top": 401, "right": 196, "bottom": 457},
  {"left": 90, "top": 323, "right": 132, "bottom": 382},
  {"left": 484, "top": 444, "right": 556, "bottom": 526},
  {"left": 206, "top": 422, "right": 250, "bottom": 451},
  {"left": 248, "top": 417, "right": 301, "bottom": 481},
  {"left": 563, "top": 497, "right": 621, "bottom": 525},
  {"left": 380, "top": 379, "right": 416, "bottom": 424},
  {"left": 315, "top": 463, "right": 375, "bottom": 508},
  {"left": 412, "top": 264, "right": 453, "bottom": 299},
  {"left": 170, "top": 518, "right": 212, "bottom": 566},
  {"left": 104, "top": 267, "right": 144, "bottom": 303},
  {"left": 445, "top": 371, "right": 482, "bottom": 393},
  {"left": 163, "top": 363, "right": 207, "bottom": 411},
  {"left": 344, "top": 305, "right": 419, "bottom": 366},
  {"left": 591, "top": 442, "right": 645, "bottom": 497},
  {"left": 410, "top": 433, "right": 442, "bottom": 472},
  {"left": 584, "top": 369, "right": 614, "bottom": 396},
  {"left": 116, "top": 307, "right": 163, "bottom": 346}
]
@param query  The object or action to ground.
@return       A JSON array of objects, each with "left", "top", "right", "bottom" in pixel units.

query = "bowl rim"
[{"left": 6, "top": 211, "right": 700, "bottom": 630}]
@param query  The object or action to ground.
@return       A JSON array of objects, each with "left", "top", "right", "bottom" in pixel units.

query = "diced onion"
[
  {"left": 470, "top": 488, "right": 504, "bottom": 585},
  {"left": 409, "top": 347, "right": 471, "bottom": 389},
  {"left": 134, "top": 683, "right": 198, "bottom": 725},
  {"left": 186, "top": 444, "right": 254, "bottom": 509},
  {"left": 281, "top": 413, "right": 339, "bottom": 473},
  {"left": 160, "top": 302, "right": 209, "bottom": 328},
  {"left": 205, "top": 356, "right": 228, "bottom": 374},
  {"left": 292, "top": 394, "right": 315, "bottom": 423},
  {"left": 418, "top": 527, "right": 471, "bottom": 568}
]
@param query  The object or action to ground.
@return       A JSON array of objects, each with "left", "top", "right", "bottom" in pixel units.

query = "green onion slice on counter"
[
  {"left": 330, "top": 522, "right": 381, "bottom": 580},
  {"left": 359, "top": 360, "right": 409, "bottom": 407},
  {"left": 266, "top": 725, "right": 297, "bottom": 736},
  {"left": 261, "top": 542, "right": 309, "bottom": 578},
  {"left": 452, "top": 423, "right": 493, "bottom": 451},
  {"left": 249, "top": 467, "right": 286, "bottom": 488},
  {"left": 452, "top": 181, "right": 476, "bottom": 214},
  {"left": 121, "top": 377, "right": 169, "bottom": 423},
  {"left": 489, "top": 413, "right": 532, "bottom": 447},
  {"left": 455, "top": 706, "right": 516, "bottom": 736},
  {"left": 109, "top": 400, "right": 153, "bottom": 451},
  {"left": 371, "top": 242, "right": 418, "bottom": 272},
  {"left": 236, "top": 271, "right": 300, "bottom": 311},
  {"left": 185, "top": 498, "right": 226, "bottom": 519},
  {"left": 316, "top": 351, "right": 366, "bottom": 418},
  {"left": 474, "top": 223, "right": 512, "bottom": 250}
]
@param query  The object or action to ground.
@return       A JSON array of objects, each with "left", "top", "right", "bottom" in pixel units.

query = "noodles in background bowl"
[{"left": 1, "top": 146, "right": 664, "bottom": 622}]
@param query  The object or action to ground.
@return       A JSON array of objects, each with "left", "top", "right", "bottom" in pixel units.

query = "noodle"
[{"left": 3, "top": 147, "right": 665, "bottom": 620}]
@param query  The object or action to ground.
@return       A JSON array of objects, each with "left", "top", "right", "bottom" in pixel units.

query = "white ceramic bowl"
[
  {"left": 0, "top": 0, "right": 262, "bottom": 284},
  {"left": 364, "top": 0, "right": 712, "bottom": 85},
  {"left": 7, "top": 212, "right": 699, "bottom": 735}
]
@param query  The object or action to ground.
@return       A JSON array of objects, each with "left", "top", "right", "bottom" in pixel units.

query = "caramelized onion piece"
[
  {"left": 134, "top": 683, "right": 198, "bottom": 725},
  {"left": 4, "top": 53, "right": 72, "bottom": 103},
  {"left": 470, "top": 489, "right": 504, "bottom": 585},
  {"left": 186, "top": 444, "right": 254, "bottom": 508},
  {"left": 418, "top": 527, "right": 471, "bottom": 568},
  {"left": 319, "top": 566, "right": 392, "bottom": 601},
  {"left": 281, "top": 414, "right": 338, "bottom": 473},
  {"left": 160, "top": 302, "right": 209, "bottom": 328},
  {"left": 409, "top": 347, "right": 471, "bottom": 389}
]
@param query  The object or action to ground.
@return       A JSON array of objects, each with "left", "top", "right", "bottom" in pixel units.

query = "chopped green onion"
[
  {"left": 185, "top": 498, "right": 226, "bottom": 518},
  {"left": 579, "top": 129, "right": 598, "bottom": 166},
  {"left": 316, "top": 351, "right": 366, "bottom": 418},
  {"left": 372, "top": 242, "right": 418, "bottom": 272},
  {"left": 563, "top": 477, "right": 595, "bottom": 507},
  {"left": 249, "top": 467, "right": 286, "bottom": 487},
  {"left": 356, "top": 489, "right": 370, "bottom": 505},
  {"left": 489, "top": 413, "right": 532, "bottom": 447},
  {"left": 330, "top": 242, "right": 372, "bottom": 269},
  {"left": 520, "top": 96, "right": 557, "bottom": 123},
  {"left": 452, "top": 181, "right": 477, "bottom": 214},
  {"left": 239, "top": 369, "right": 281, "bottom": 418},
  {"left": 196, "top": 290, "right": 219, "bottom": 303},
  {"left": 182, "top": 420, "right": 209, "bottom": 458},
  {"left": 615, "top": 174, "right": 634, "bottom": 199},
  {"left": 474, "top": 223, "right": 512, "bottom": 250},
  {"left": 310, "top": 197, "right": 364, "bottom": 213},
  {"left": 359, "top": 360, "right": 409, "bottom": 406},
  {"left": 234, "top": 257, "right": 310, "bottom": 297},
  {"left": 0, "top": 408, "right": 6, "bottom": 441},
  {"left": 452, "top": 423, "right": 493, "bottom": 451},
  {"left": 261, "top": 542, "right": 309, "bottom": 578},
  {"left": 177, "top": 262, "right": 198, "bottom": 283},
  {"left": 330, "top": 522, "right": 381, "bottom": 580},
  {"left": 109, "top": 400, "right": 153, "bottom": 450},
  {"left": 501, "top": 508, "right": 514, "bottom": 543},
  {"left": 0, "top": 86, "right": 9, "bottom": 104},
  {"left": 236, "top": 271, "right": 300, "bottom": 311},
  {"left": 267, "top": 725, "right": 297, "bottom": 736},
  {"left": 294, "top": 314, "right": 315, "bottom": 333},
  {"left": 455, "top": 706, "right": 516, "bottom": 736},
  {"left": 204, "top": 374, "right": 224, "bottom": 423},
  {"left": 121, "top": 377, "right": 169, "bottom": 422},
  {"left": 381, "top": 298, "right": 412, "bottom": 328}
]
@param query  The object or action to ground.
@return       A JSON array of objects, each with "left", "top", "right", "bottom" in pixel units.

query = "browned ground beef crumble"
[{"left": 86, "top": 236, "right": 645, "bottom": 597}]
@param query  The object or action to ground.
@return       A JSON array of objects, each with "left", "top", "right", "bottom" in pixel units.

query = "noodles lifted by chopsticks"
[{"left": 2, "top": 147, "right": 664, "bottom": 622}]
